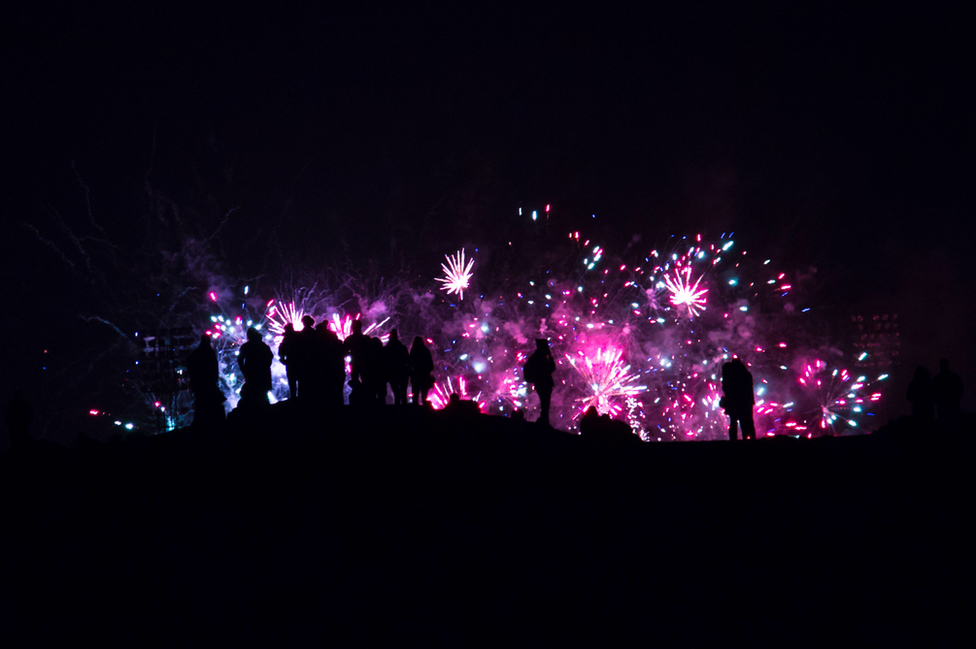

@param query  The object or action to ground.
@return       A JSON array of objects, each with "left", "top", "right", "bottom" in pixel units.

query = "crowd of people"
[{"left": 187, "top": 318, "right": 484, "bottom": 423}]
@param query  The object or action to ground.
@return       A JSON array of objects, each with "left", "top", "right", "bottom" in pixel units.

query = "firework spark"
[{"left": 436, "top": 249, "right": 475, "bottom": 300}]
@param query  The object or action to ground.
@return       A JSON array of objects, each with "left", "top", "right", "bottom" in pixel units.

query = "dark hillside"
[{"left": 2, "top": 407, "right": 973, "bottom": 646}]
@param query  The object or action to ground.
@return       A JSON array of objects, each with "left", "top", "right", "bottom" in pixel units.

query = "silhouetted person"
[
  {"left": 5, "top": 389, "right": 34, "bottom": 450},
  {"left": 278, "top": 323, "right": 299, "bottom": 399},
  {"left": 294, "top": 315, "right": 318, "bottom": 400},
  {"left": 385, "top": 329, "right": 410, "bottom": 406},
  {"left": 721, "top": 358, "right": 756, "bottom": 440},
  {"left": 186, "top": 333, "right": 225, "bottom": 426},
  {"left": 932, "top": 358, "right": 964, "bottom": 423},
  {"left": 366, "top": 336, "right": 387, "bottom": 403},
  {"left": 238, "top": 327, "right": 273, "bottom": 407},
  {"left": 314, "top": 323, "right": 346, "bottom": 407},
  {"left": 300, "top": 323, "right": 328, "bottom": 402},
  {"left": 355, "top": 335, "right": 378, "bottom": 403},
  {"left": 345, "top": 319, "right": 368, "bottom": 384},
  {"left": 906, "top": 365, "right": 935, "bottom": 424},
  {"left": 524, "top": 339, "right": 556, "bottom": 425},
  {"left": 408, "top": 336, "right": 434, "bottom": 406}
]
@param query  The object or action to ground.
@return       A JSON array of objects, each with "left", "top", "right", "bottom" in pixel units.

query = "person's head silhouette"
[
  {"left": 536, "top": 339, "right": 549, "bottom": 352},
  {"left": 284, "top": 323, "right": 294, "bottom": 334},
  {"left": 246, "top": 327, "right": 261, "bottom": 343},
  {"left": 352, "top": 320, "right": 364, "bottom": 335},
  {"left": 200, "top": 333, "right": 212, "bottom": 348},
  {"left": 302, "top": 315, "right": 315, "bottom": 330},
  {"left": 389, "top": 328, "right": 399, "bottom": 343}
]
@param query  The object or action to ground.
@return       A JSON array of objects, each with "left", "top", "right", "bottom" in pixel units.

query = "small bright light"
[{"left": 125, "top": 423, "right": 134, "bottom": 430}]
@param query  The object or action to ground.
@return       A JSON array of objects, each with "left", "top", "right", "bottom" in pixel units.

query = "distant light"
[
  {"left": 244, "top": 285, "right": 249, "bottom": 295},
  {"left": 125, "top": 423, "right": 134, "bottom": 430},
  {"left": 209, "top": 291, "right": 218, "bottom": 301},
  {"left": 89, "top": 409, "right": 99, "bottom": 416},
  {"left": 474, "top": 362, "right": 487, "bottom": 373},
  {"left": 532, "top": 210, "right": 538, "bottom": 221}
]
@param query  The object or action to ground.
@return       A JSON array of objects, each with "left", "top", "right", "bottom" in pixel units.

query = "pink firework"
[
  {"left": 798, "top": 360, "right": 886, "bottom": 432},
  {"left": 266, "top": 300, "right": 307, "bottom": 339},
  {"left": 664, "top": 266, "right": 708, "bottom": 317},
  {"left": 565, "top": 347, "right": 646, "bottom": 418},
  {"left": 428, "top": 376, "right": 485, "bottom": 411},
  {"left": 436, "top": 249, "right": 475, "bottom": 300},
  {"left": 328, "top": 313, "right": 391, "bottom": 343}
]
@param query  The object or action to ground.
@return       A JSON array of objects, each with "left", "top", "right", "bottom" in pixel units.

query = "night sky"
[{"left": 4, "top": 3, "right": 974, "bottom": 436}]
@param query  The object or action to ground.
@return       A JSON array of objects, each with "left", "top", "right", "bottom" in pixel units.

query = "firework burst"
[
  {"left": 798, "top": 359, "right": 887, "bottom": 433},
  {"left": 436, "top": 249, "right": 475, "bottom": 300},
  {"left": 664, "top": 266, "right": 708, "bottom": 317},
  {"left": 565, "top": 347, "right": 647, "bottom": 418}
]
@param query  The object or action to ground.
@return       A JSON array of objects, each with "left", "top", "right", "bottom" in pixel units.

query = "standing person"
[
  {"left": 278, "top": 323, "right": 298, "bottom": 399},
  {"left": 365, "top": 336, "right": 387, "bottom": 404},
  {"left": 932, "top": 358, "right": 964, "bottom": 424},
  {"left": 321, "top": 325, "right": 346, "bottom": 407},
  {"left": 187, "top": 333, "right": 225, "bottom": 426},
  {"left": 238, "top": 327, "right": 274, "bottom": 407},
  {"left": 295, "top": 315, "right": 318, "bottom": 400},
  {"left": 408, "top": 336, "right": 434, "bottom": 406},
  {"left": 906, "top": 365, "right": 935, "bottom": 424},
  {"left": 385, "top": 329, "right": 410, "bottom": 406},
  {"left": 721, "top": 358, "right": 756, "bottom": 440},
  {"left": 345, "top": 319, "right": 368, "bottom": 385},
  {"left": 524, "top": 339, "right": 556, "bottom": 426}
]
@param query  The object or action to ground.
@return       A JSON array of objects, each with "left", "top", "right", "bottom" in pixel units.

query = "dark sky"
[{"left": 4, "top": 2, "right": 975, "bottom": 424}]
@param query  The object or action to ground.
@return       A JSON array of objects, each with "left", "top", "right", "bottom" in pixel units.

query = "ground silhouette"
[{"left": 1, "top": 404, "right": 974, "bottom": 646}]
